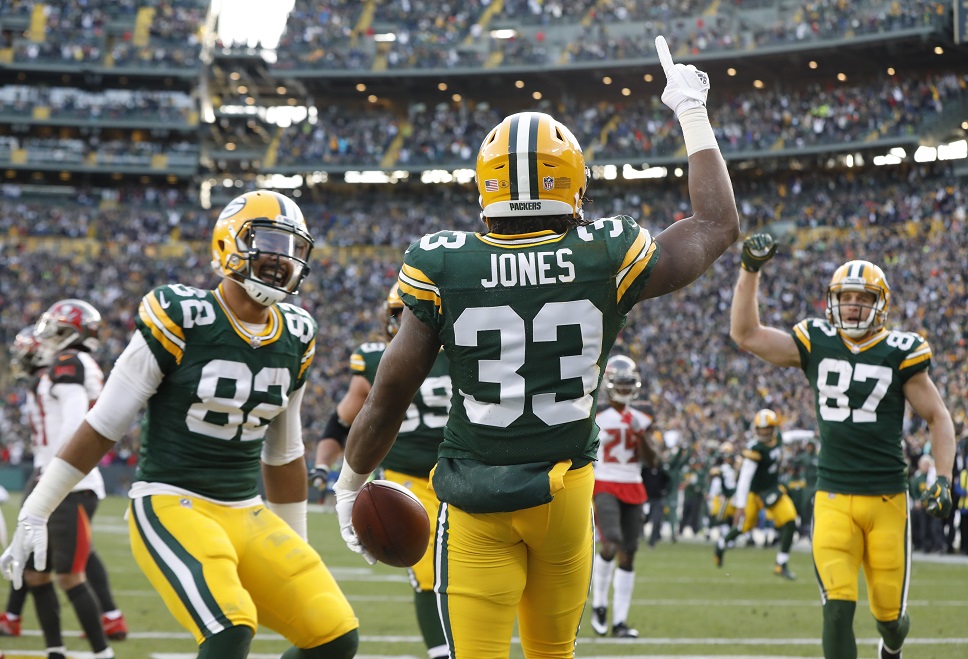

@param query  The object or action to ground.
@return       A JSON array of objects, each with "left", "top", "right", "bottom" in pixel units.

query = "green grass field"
[{"left": 2, "top": 495, "right": 966, "bottom": 658}]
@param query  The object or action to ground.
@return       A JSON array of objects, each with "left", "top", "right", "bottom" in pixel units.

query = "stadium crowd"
[
  {"left": 265, "top": 69, "right": 968, "bottom": 169},
  {"left": 269, "top": 0, "right": 945, "bottom": 71},
  {"left": 1, "top": 167, "right": 965, "bottom": 513}
]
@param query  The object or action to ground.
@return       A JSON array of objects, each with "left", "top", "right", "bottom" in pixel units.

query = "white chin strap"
[
  {"left": 837, "top": 304, "right": 876, "bottom": 338},
  {"left": 243, "top": 279, "right": 287, "bottom": 306}
]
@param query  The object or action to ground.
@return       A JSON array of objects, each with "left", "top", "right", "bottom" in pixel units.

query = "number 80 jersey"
[
  {"left": 397, "top": 217, "right": 659, "bottom": 467},
  {"left": 791, "top": 318, "right": 932, "bottom": 496},
  {"left": 135, "top": 283, "right": 317, "bottom": 501}
]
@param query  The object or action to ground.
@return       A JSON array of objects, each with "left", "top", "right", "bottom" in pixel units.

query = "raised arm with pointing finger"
[{"left": 334, "top": 35, "right": 739, "bottom": 657}]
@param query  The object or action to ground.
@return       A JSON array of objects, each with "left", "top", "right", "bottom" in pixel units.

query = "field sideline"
[{"left": 1, "top": 496, "right": 966, "bottom": 659}]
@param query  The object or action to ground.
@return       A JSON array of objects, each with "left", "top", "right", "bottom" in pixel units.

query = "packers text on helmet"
[
  {"left": 825, "top": 260, "right": 890, "bottom": 339},
  {"left": 211, "top": 190, "right": 314, "bottom": 306},
  {"left": 476, "top": 111, "right": 588, "bottom": 222}
]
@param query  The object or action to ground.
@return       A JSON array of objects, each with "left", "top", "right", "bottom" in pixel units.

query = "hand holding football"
[{"left": 351, "top": 480, "right": 431, "bottom": 568}]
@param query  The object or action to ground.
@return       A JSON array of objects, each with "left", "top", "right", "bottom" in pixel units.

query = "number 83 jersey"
[
  {"left": 135, "top": 283, "right": 317, "bottom": 501},
  {"left": 397, "top": 217, "right": 659, "bottom": 467},
  {"left": 791, "top": 318, "right": 931, "bottom": 496}
]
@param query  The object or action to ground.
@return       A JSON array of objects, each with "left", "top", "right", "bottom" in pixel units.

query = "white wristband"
[
  {"left": 334, "top": 460, "right": 371, "bottom": 493},
  {"left": 266, "top": 500, "right": 308, "bottom": 541},
  {"left": 678, "top": 106, "right": 719, "bottom": 156},
  {"left": 21, "top": 458, "right": 86, "bottom": 519}
]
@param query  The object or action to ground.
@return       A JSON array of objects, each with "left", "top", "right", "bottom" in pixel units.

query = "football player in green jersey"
[
  {"left": 713, "top": 409, "right": 799, "bottom": 579},
  {"left": 312, "top": 286, "right": 451, "bottom": 659},
  {"left": 1, "top": 190, "right": 360, "bottom": 659},
  {"left": 730, "top": 233, "right": 955, "bottom": 659},
  {"left": 334, "top": 34, "right": 740, "bottom": 659}
]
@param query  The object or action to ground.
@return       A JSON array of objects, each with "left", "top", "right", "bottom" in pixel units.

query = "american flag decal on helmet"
[{"left": 484, "top": 179, "right": 499, "bottom": 192}]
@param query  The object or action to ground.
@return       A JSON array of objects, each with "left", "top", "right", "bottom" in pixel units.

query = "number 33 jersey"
[
  {"left": 397, "top": 217, "right": 660, "bottom": 466},
  {"left": 135, "top": 283, "right": 317, "bottom": 501},
  {"left": 349, "top": 341, "right": 450, "bottom": 478},
  {"left": 791, "top": 318, "right": 932, "bottom": 495}
]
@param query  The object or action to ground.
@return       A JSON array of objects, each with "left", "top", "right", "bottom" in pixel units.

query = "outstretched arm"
[
  {"left": 343, "top": 309, "right": 440, "bottom": 473},
  {"left": 728, "top": 235, "right": 801, "bottom": 368},
  {"left": 904, "top": 372, "right": 955, "bottom": 479},
  {"left": 638, "top": 36, "right": 740, "bottom": 300},
  {"left": 333, "top": 308, "right": 441, "bottom": 563}
]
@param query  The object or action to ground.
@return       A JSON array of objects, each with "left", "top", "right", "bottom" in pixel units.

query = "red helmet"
[{"left": 35, "top": 299, "right": 101, "bottom": 360}]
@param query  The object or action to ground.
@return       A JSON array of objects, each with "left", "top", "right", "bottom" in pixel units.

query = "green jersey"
[
  {"left": 135, "top": 283, "right": 317, "bottom": 501},
  {"left": 398, "top": 218, "right": 659, "bottom": 511},
  {"left": 741, "top": 436, "right": 783, "bottom": 495},
  {"left": 349, "top": 341, "right": 450, "bottom": 478},
  {"left": 792, "top": 318, "right": 932, "bottom": 495}
]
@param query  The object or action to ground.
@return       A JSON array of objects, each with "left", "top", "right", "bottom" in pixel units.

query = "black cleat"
[
  {"left": 590, "top": 606, "right": 608, "bottom": 636},
  {"left": 773, "top": 562, "right": 796, "bottom": 580},
  {"left": 612, "top": 622, "right": 639, "bottom": 638}
]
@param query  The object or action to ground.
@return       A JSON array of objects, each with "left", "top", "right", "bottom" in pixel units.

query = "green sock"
[
  {"left": 198, "top": 626, "right": 252, "bottom": 659},
  {"left": 822, "top": 600, "right": 857, "bottom": 659},
  {"left": 414, "top": 590, "right": 447, "bottom": 653},
  {"left": 281, "top": 629, "right": 359, "bottom": 659},
  {"left": 779, "top": 521, "right": 796, "bottom": 553},
  {"left": 876, "top": 611, "right": 910, "bottom": 652},
  {"left": 723, "top": 526, "right": 742, "bottom": 544}
]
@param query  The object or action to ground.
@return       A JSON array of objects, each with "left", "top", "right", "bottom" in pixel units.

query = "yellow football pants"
[
  {"left": 434, "top": 463, "right": 594, "bottom": 659},
  {"left": 812, "top": 491, "right": 910, "bottom": 621},
  {"left": 384, "top": 469, "right": 439, "bottom": 592},
  {"left": 739, "top": 490, "right": 799, "bottom": 534},
  {"left": 128, "top": 495, "right": 358, "bottom": 647}
]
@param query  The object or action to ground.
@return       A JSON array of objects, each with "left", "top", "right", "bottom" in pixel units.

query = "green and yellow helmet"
[
  {"left": 825, "top": 260, "right": 890, "bottom": 339},
  {"left": 476, "top": 111, "right": 588, "bottom": 226}
]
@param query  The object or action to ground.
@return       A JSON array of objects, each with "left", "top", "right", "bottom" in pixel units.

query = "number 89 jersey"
[
  {"left": 135, "top": 283, "right": 317, "bottom": 501},
  {"left": 350, "top": 341, "right": 450, "bottom": 478},
  {"left": 791, "top": 318, "right": 931, "bottom": 496},
  {"left": 397, "top": 217, "right": 659, "bottom": 466}
]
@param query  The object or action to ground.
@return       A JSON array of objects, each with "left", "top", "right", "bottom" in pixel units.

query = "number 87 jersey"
[
  {"left": 396, "top": 216, "right": 659, "bottom": 468},
  {"left": 791, "top": 317, "right": 932, "bottom": 496}
]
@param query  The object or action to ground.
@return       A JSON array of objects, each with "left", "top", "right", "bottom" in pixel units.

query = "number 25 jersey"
[
  {"left": 791, "top": 318, "right": 931, "bottom": 495},
  {"left": 397, "top": 217, "right": 660, "bottom": 467}
]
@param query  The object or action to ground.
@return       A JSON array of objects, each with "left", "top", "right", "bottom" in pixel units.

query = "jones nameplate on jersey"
[{"left": 482, "top": 250, "right": 576, "bottom": 288}]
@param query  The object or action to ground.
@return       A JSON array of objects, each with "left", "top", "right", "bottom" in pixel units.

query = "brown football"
[{"left": 351, "top": 480, "right": 431, "bottom": 568}]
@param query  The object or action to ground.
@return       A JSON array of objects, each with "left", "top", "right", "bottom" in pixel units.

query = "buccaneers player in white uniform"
[{"left": 590, "top": 355, "right": 656, "bottom": 638}]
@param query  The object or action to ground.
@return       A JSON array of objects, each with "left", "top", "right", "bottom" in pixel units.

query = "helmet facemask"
[
  {"left": 826, "top": 286, "right": 887, "bottom": 339},
  {"left": 825, "top": 261, "right": 890, "bottom": 339},
  {"left": 10, "top": 326, "right": 44, "bottom": 380},
  {"left": 603, "top": 355, "right": 641, "bottom": 404},
  {"left": 34, "top": 299, "right": 101, "bottom": 363},
  {"left": 385, "top": 283, "right": 404, "bottom": 338},
  {"left": 752, "top": 409, "right": 779, "bottom": 445},
  {"left": 224, "top": 219, "right": 313, "bottom": 307}
]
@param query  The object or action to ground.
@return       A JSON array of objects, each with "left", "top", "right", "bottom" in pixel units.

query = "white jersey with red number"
[
  {"left": 34, "top": 349, "right": 106, "bottom": 498},
  {"left": 594, "top": 405, "right": 653, "bottom": 484}
]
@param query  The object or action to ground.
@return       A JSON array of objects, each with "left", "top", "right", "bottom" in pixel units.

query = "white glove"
[
  {"left": 655, "top": 35, "right": 710, "bottom": 118},
  {"left": 0, "top": 512, "right": 49, "bottom": 589},
  {"left": 333, "top": 477, "right": 376, "bottom": 565}
]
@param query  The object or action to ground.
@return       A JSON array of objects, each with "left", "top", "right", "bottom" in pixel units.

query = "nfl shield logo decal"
[{"left": 543, "top": 176, "right": 554, "bottom": 190}]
